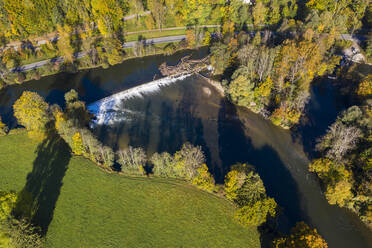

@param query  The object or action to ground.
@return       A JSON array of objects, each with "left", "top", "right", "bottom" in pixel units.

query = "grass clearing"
[
  {"left": 0, "top": 132, "right": 260, "bottom": 248},
  {"left": 125, "top": 28, "right": 187, "bottom": 42}
]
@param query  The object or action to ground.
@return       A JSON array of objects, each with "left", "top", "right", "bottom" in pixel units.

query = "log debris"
[{"left": 159, "top": 55, "right": 210, "bottom": 77}]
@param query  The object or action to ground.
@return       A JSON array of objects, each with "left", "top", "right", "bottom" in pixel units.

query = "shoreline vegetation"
[{"left": 0, "top": 87, "right": 328, "bottom": 247}]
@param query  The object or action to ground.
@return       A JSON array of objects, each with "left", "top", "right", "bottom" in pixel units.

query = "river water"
[{"left": 0, "top": 50, "right": 371, "bottom": 248}]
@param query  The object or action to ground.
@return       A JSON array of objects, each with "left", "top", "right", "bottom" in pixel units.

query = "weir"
[{"left": 87, "top": 73, "right": 192, "bottom": 125}]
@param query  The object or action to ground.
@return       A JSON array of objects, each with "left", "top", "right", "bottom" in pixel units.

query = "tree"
[
  {"left": 0, "top": 191, "right": 17, "bottom": 220},
  {"left": 224, "top": 169, "right": 247, "bottom": 200},
  {"left": 56, "top": 24, "right": 75, "bottom": 63},
  {"left": 274, "top": 221, "right": 328, "bottom": 248},
  {"left": 191, "top": 164, "right": 215, "bottom": 192},
  {"left": 225, "top": 164, "right": 277, "bottom": 226},
  {"left": 186, "top": 29, "right": 196, "bottom": 48},
  {"left": 90, "top": 0, "right": 126, "bottom": 36},
  {"left": 316, "top": 122, "right": 362, "bottom": 161},
  {"left": 228, "top": 75, "right": 255, "bottom": 109},
  {"left": 151, "top": 152, "right": 175, "bottom": 177},
  {"left": 71, "top": 132, "right": 85, "bottom": 155},
  {"left": 64, "top": 90, "right": 90, "bottom": 127},
  {"left": 210, "top": 42, "right": 232, "bottom": 75},
  {"left": 101, "top": 37, "right": 124, "bottom": 66},
  {"left": 325, "top": 180, "right": 353, "bottom": 207},
  {"left": 147, "top": 0, "right": 166, "bottom": 29},
  {"left": 357, "top": 75, "right": 372, "bottom": 96},
  {"left": 235, "top": 171, "right": 267, "bottom": 207},
  {"left": 173, "top": 143, "right": 205, "bottom": 179},
  {"left": 234, "top": 197, "right": 277, "bottom": 226},
  {"left": 0, "top": 116, "right": 8, "bottom": 135},
  {"left": 13, "top": 91, "right": 50, "bottom": 140},
  {"left": 117, "top": 146, "right": 147, "bottom": 175},
  {"left": 64, "top": 89, "right": 79, "bottom": 104},
  {"left": 253, "top": 1, "right": 267, "bottom": 26}
]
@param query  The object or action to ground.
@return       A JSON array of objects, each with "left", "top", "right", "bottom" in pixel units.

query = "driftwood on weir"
[{"left": 159, "top": 55, "right": 209, "bottom": 77}]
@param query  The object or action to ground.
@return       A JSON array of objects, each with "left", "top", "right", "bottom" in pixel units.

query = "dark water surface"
[{"left": 0, "top": 51, "right": 371, "bottom": 248}]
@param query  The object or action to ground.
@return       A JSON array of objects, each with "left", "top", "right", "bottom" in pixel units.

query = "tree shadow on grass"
[{"left": 14, "top": 130, "right": 71, "bottom": 235}]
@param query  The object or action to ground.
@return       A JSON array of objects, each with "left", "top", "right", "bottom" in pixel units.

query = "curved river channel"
[{"left": 0, "top": 49, "right": 371, "bottom": 248}]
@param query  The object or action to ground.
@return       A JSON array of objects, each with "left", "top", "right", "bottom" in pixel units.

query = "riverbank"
[{"left": 0, "top": 41, "right": 191, "bottom": 89}]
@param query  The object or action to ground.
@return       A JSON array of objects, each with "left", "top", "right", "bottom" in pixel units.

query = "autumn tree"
[
  {"left": 210, "top": 42, "right": 232, "bottom": 75},
  {"left": 13, "top": 91, "right": 50, "bottom": 140},
  {"left": 71, "top": 132, "right": 85, "bottom": 155},
  {"left": 151, "top": 152, "right": 175, "bottom": 177},
  {"left": 147, "top": 0, "right": 166, "bottom": 29},
  {"left": 0, "top": 116, "right": 8, "bottom": 135},
  {"left": 225, "top": 163, "right": 277, "bottom": 226},
  {"left": 173, "top": 143, "right": 205, "bottom": 179},
  {"left": 234, "top": 197, "right": 277, "bottom": 227},
  {"left": 356, "top": 75, "right": 372, "bottom": 96},
  {"left": 274, "top": 222, "right": 328, "bottom": 248},
  {"left": 0, "top": 191, "right": 17, "bottom": 220},
  {"left": 191, "top": 164, "right": 215, "bottom": 192},
  {"left": 64, "top": 89, "right": 91, "bottom": 127},
  {"left": 91, "top": 0, "right": 127, "bottom": 36},
  {"left": 56, "top": 24, "right": 75, "bottom": 63},
  {"left": 117, "top": 146, "right": 147, "bottom": 175}
]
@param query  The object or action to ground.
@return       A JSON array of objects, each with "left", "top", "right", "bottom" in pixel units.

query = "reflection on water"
[{"left": 0, "top": 51, "right": 371, "bottom": 248}]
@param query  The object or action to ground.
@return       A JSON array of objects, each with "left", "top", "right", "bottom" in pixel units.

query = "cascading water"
[{"left": 87, "top": 74, "right": 192, "bottom": 126}]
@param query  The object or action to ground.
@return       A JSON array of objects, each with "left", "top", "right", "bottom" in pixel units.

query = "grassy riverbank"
[{"left": 0, "top": 132, "right": 260, "bottom": 247}]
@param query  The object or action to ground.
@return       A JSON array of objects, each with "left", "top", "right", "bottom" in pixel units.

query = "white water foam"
[{"left": 88, "top": 74, "right": 192, "bottom": 126}]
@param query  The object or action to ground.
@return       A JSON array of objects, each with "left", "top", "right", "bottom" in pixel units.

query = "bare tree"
[
  {"left": 117, "top": 146, "right": 147, "bottom": 175},
  {"left": 316, "top": 122, "right": 362, "bottom": 161},
  {"left": 175, "top": 143, "right": 205, "bottom": 179}
]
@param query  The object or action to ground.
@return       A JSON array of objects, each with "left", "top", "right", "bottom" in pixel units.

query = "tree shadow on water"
[
  {"left": 217, "top": 100, "right": 306, "bottom": 245},
  {"left": 291, "top": 81, "right": 355, "bottom": 158},
  {"left": 14, "top": 130, "right": 71, "bottom": 235}
]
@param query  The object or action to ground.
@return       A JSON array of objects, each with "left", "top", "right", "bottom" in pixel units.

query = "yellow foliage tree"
[
  {"left": 357, "top": 76, "right": 372, "bottom": 96},
  {"left": 72, "top": 132, "right": 85, "bottom": 155},
  {"left": 13, "top": 91, "right": 50, "bottom": 140},
  {"left": 325, "top": 180, "right": 353, "bottom": 207},
  {"left": 0, "top": 191, "right": 17, "bottom": 220},
  {"left": 224, "top": 169, "right": 246, "bottom": 200},
  {"left": 56, "top": 24, "right": 75, "bottom": 63},
  {"left": 186, "top": 29, "right": 196, "bottom": 48},
  {"left": 274, "top": 221, "right": 328, "bottom": 248},
  {"left": 0, "top": 117, "right": 8, "bottom": 136},
  {"left": 192, "top": 164, "right": 215, "bottom": 192}
]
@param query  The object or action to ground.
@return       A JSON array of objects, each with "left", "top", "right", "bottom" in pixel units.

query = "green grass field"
[
  {"left": 125, "top": 29, "right": 187, "bottom": 42},
  {"left": 0, "top": 132, "right": 260, "bottom": 248}
]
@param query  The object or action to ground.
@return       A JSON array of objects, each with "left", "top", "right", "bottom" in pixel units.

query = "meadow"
[{"left": 0, "top": 132, "right": 260, "bottom": 247}]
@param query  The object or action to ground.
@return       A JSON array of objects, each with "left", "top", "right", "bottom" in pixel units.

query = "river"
[{"left": 0, "top": 50, "right": 371, "bottom": 248}]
